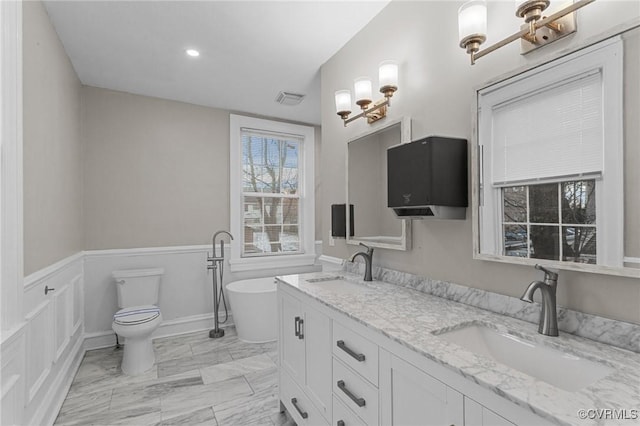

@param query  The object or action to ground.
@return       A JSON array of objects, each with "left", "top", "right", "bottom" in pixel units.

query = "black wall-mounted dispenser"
[
  {"left": 387, "top": 136, "right": 468, "bottom": 219},
  {"left": 331, "top": 204, "right": 354, "bottom": 238}
]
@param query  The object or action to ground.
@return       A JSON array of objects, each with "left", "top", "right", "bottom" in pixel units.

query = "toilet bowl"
[
  {"left": 112, "top": 305, "right": 162, "bottom": 375},
  {"left": 111, "top": 268, "right": 164, "bottom": 376}
]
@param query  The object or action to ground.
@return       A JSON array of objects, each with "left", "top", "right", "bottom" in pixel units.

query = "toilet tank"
[{"left": 113, "top": 268, "right": 164, "bottom": 308}]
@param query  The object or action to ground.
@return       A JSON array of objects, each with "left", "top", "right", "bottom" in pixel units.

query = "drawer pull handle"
[
  {"left": 298, "top": 318, "right": 304, "bottom": 339},
  {"left": 291, "top": 397, "right": 308, "bottom": 419},
  {"left": 337, "top": 340, "right": 365, "bottom": 362},
  {"left": 294, "top": 317, "right": 300, "bottom": 337},
  {"left": 337, "top": 421, "right": 345, "bottom": 426},
  {"left": 337, "top": 380, "right": 366, "bottom": 407}
]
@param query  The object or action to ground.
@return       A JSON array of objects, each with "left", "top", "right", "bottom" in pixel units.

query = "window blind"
[{"left": 490, "top": 70, "right": 603, "bottom": 186}]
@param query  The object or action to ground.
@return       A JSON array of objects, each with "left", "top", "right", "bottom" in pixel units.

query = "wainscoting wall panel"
[
  {"left": 1, "top": 327, "right": 26, "bottom": 426},
  {"left": 3, "top": 243, "right": 323, "bottom": 423},
  {"left": 25, "top": 300, "right": 52, "bottom": 404},
  {"left": 20, "top": 254, "right": 85, "bottom": 426},
  {"left": 83, "top": 244, "right": 322, "bottom": 349}
]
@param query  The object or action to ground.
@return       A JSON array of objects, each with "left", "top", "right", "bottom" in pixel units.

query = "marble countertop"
[{"left": 276, "top": 271, "right": 640, "bottom": 426}]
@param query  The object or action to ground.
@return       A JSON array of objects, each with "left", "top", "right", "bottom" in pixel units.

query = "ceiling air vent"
[{"left": 275, "top": 91, "right": 305, "bottom": 106}]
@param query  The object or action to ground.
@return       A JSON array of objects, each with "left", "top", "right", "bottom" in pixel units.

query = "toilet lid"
[{"left": 113, "top": 305, "right": 160, "bottom": 325}]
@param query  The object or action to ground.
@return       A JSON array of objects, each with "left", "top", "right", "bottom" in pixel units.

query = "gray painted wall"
[
  {"left": 82, "top": 86, "right": 322, "bottom": 250},
  {"left": 23, "top": 0, "right": 82, "bottom": 275},
  {"left": 82, "top": 86, "right": 231, "bottom": 250},
  {"left": 320, "top": 1, "right": 640, "bottom": 324}
]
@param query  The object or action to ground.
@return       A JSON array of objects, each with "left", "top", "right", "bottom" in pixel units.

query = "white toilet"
[{"left": 112, "top": 268, "right": 164, "bottom": 375}]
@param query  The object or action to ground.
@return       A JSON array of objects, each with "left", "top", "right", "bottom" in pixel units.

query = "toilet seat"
[{"left": 113, "top": 305, "right": 160, "bottom": 326}]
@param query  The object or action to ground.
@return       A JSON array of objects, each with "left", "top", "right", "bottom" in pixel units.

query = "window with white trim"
[
  {"left": 478, "top": 37, "right": 623, "bottom": 267},
  {"left": 241, "top": 131, "right": 301, "bottom": 256},
  {"left": 229, "top": 115, "right": 315, "bottom": 271}
]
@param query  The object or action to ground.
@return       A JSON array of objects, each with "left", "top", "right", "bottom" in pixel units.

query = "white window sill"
[{"left": 229, "top": 253, "right": 317, "bottom": 272}]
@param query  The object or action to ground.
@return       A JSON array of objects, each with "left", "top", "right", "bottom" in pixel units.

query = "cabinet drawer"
[
  {"left": 333, "top": 395, "right": 367, "bottom": 426},
  {"left": 333, "top": 321, "right": 378, "bottom": 386},
  {"left": 333, "top": 358, "right": 379, "bottom": 426},
  {"left": 281, "top": 370, "right": 328, "bottom": 426}
]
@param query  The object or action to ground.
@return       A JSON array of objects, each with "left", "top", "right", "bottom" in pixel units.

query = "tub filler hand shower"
[{"left": 207, "top": 230, "right": 233, "bottom": 338}]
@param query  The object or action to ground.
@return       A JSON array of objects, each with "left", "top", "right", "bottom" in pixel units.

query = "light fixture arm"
[
  {"left": 468, "top": 0, "right": 595, "bottom": 65},
  {"left": 342, "top": 97, "right": 390, "bottom": 127}
]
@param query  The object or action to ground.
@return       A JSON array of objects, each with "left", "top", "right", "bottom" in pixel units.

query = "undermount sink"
[
  {"left": 436, "top": 324, "right": 613, "bottom": 392},
  {"left": 305, "top": 277, "right": 372, "bottom": 295}
]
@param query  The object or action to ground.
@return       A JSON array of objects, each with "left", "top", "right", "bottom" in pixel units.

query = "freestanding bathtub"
[{"left": 226, "top": 277, "right": 277, "bottom": 343}]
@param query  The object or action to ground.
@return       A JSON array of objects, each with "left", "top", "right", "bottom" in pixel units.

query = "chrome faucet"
[
  {"left": 520, "top": 264, "right": 559, "bottom": 337},
  {"left": 349, "top": 243, "right": 374, "bottom": 281}
]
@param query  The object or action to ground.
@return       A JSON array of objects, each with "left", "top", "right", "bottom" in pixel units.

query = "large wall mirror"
[
  {"left": 473, "top": 22, "right": 639, "bottom": 278},
  {"left": 346, "top": 117, "right": 412, "bottom": 250}
]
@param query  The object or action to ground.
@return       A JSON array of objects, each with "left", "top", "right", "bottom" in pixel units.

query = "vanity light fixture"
[
  {"left": 458, "top": 0, "right": 595, "bottom": 65},
  {"left": 335, "top": 60, "right": 398, "bottom": 126}
]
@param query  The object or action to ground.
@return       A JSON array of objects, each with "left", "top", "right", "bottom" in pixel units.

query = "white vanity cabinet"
[
  {"left": 379, "top": 350, "right": 464, "bottom": 426},
  {"left": 278, "top": 281, "right": 553, "bottom": 426},
  {"left": 278, "top": 285, "right": 332, "bottom": 425},
  {"left": 464, "top": 397, "right": 516, "bottom": 426}
]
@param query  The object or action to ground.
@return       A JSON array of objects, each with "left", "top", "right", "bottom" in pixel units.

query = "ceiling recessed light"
[{"left": 186, "top": 49, "right": 200, "bottom": 57}]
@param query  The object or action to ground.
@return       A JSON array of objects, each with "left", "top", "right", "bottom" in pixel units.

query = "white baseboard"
[
  {"left": 29, "top": 335, "right": 85, "bottom": 426},
  {"left": 84, "top": 312, "right": 235, "bottom": 350},
  {"left": 83, "top": 330, "right": 118, "bottom": 351},
  {"left": 154, "top": 312, "right": 234, "bottom": 340}
]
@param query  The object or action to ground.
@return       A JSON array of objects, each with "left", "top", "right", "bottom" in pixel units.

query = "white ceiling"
[{"left": 43, "top": 1, "right": 390, "bottom": 125}]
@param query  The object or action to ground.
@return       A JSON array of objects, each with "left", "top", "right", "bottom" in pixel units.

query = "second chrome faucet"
[
  {"left": 349, "top": 243, "right": 374, "bottom": 281},
  {"left": 521, "top": 264, "right": 559, "bottom": 337}
]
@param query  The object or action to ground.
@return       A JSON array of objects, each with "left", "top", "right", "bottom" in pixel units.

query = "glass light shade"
[
  {"left": 379, "top": 60, "right": 398, "bottom": 89},
  {"left": 458, "top": 0, "right": 487, "bottom": 42},
  {"left": 354, "top": 77, "right": 373, "bottom": 103},
  {"left": 334, "top": 90, "right": 352, "bottom": 113}
]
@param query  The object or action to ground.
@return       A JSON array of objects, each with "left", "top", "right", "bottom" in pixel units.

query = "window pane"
[
  {"left": 530, "top": 183, "right": 558, "bottom": 223},
  {"left": 530, "top": 225, "right": 560, "bottom": 260},
  {"left": 503, "top": 186, "right": 527, "bottom": 222},
  {"left": 563, "top": 226, "right": 596, "bottom": 264},
  {"left": 503, "top": 224, "right": 527, "bottom": 257},
  {"left": 281, "top": 225, "right": 300, "bottom": 252},
  {"left": 242, "top": 134, "right": 299, "bottom": 194},
  {"left": 243, "top": 166, "right": 275, "bottom": 193},
  {"left": 243, "top": 227, "right": 265, "bottom": 254},
  {"left": 561, "top": 180, "right": 596, "bottom": 224},
  {"left": 243, "top": 197, "right": 262, "bottom": 225},
  {"left": 243, "top": 136, "right": 264, "bottom": 166},
  {"left": 282, "top": 199, "right": 299, "bottom": 224}
]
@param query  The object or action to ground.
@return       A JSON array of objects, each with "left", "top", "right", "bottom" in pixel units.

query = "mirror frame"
[
  {"left": 471, "top": 19, "right": 640, "bottom": 279},
  {"left": 346, "top": 116, "right": 412, "bottom": 251}
]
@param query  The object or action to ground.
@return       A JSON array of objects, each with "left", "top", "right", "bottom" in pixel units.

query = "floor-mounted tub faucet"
[
  {"left": 520, "top": 264, "right": 559, "bottom": 337},
  {"left": 207, "top": 230, "right": 234, "bottom": 338},
  {"left": 349, "top": 243, "right": 374, "bottom": 281}
]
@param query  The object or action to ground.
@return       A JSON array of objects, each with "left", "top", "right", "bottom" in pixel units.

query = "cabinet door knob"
[
  {"left": 291, "top": 397, "right": 308, "bottom": 419},
  {"left": 45, "top": 285, "right": 55, "bottom": 295},
  {"left": 337, "top": 421, "right": 345, "bottom": 426}
]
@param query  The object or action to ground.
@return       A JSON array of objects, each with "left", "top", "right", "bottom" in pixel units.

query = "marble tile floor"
[{"left": 55, "top": 326, "right": 296, "bottom": 426}]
